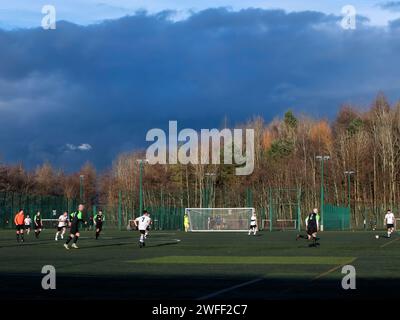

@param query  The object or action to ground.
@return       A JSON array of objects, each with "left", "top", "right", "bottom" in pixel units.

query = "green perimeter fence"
[
  {"left": 97, "top": 205, "right": 185, "bottom": 231},
  {"left": 0, "top": 189, "right": 386, "bottom": 232},
  {"left": 323, "top": 204, "right": 350, "bottom": 231},
  {"left": 0, "top": 192, "right": 77, "bottom": 228}
]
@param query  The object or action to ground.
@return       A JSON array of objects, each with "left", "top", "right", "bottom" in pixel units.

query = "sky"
[
  {"left": 1, "top": 1, "right": 400, "bottom": 171},
  {"left": 2, "top": 0, "right": 400, "bottom": 28}
]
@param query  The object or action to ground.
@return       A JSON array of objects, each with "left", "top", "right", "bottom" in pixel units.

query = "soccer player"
[
  {"left": 64, "top": 204, "right": 85, "bottom": 250},
  {"left": 88, "top": 215, "right": 94, "bottom": 231},
  {"left": 24, "top": 214, "right": 32, "bottom": 235},
  {"left": 55, "top": 212, "right": 68, "bottom": 241},
  {"left": 144, "top": 211, "right": 153, "bottom": 239},
  {"left": 34, "top": 211, "right": 43, "bottom": 239},
  {"left": 133, "top": 211, "right": 152, "bottom": 248},
  {"left": 248, "top": 212, "right": 257, "bottom": 236},
  {"left": 216, "top": 215, "right": 222, "bottom": 230},
  {"left": 296, "top": 208, "right": 320, "bottom": 247},
  {"left": 94, "top": 210, "right": 105, "bottom": 240},
  {"left": 184, "top": 213, "right": 190, "bottom": 232},
  {"left": 14, "top": 209, "right": 25, "bottom": 243},
  {"left": 384, "top": 209, "right": 395, "bottom": 238}
]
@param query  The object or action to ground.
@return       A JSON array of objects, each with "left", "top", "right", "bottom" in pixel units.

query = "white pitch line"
[
  {"left": 312, "top": 258, "right": 357, "bottom": 280},
  {"left": 381, "top": 237, "right": 400, "bottom": 248},
  {"left": 197, "top": 278, "right": 264, "bottom": 301}
]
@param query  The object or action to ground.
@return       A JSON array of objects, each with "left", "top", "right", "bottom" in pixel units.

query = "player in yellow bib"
[{"left": 184, "top": 213, "right": 190, "bottom": 232}]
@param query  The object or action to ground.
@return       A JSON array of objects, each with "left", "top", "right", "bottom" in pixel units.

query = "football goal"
[{"left": 185, "top": 208, "right": 255, "bottom": 232}]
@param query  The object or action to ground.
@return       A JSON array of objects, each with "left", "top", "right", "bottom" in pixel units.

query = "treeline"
[{"left": 1, "top": 93, "right": 400, "bottom": 227}]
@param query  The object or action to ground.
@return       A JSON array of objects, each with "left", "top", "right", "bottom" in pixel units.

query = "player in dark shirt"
[
  {"left": 34, "top": 212, "right": 42, "bottom": 239},
  {"left": 64, "top": 204, "right": 85, "bottom": 250},
  {"left": 296, "top": 208, "right": 320, "bottom": 247},
  {"left": 94, "top": 210, "right": 105, "bottom": 240}
]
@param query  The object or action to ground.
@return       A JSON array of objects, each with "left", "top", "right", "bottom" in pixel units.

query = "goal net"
[{"left": 186, "top": 208, "right": 255, "bottom": 232}]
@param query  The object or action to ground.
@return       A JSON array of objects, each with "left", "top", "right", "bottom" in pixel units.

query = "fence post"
[
  {"left": 297, "top": 188, "right": 301, "bottom": 232},
  {"left": 118, "top": 191, "right": 122, "bottom": 230},
  {"left": 269, "top": 188, "right": 273, "bottom": 232},
  {"left": 246, "top": 188, "right": 253, "bottom": 207}
]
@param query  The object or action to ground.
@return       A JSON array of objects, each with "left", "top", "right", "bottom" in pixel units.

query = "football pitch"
[{"left": 0, "top": 229, "right": 399, "bottom": 300}]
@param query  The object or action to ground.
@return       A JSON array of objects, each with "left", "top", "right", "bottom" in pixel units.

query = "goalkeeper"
[{"left": 184, "top": 213, "right": 190, "bottom": 232}]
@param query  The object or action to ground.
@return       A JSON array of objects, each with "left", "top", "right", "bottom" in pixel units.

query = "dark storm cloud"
[{"left": 0, "top": 8, "right": 400, "bottom": 170}]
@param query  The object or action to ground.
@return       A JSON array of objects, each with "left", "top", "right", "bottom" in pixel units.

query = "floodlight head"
[{"left": 316, "top": 155, "right": 330, "bottom": 161}]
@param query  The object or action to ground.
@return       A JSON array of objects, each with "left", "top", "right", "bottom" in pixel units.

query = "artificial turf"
[{"left": 0, "top": 229, "right": 399, "bottom": 300}]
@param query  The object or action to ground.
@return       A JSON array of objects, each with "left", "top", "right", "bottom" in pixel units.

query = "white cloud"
[
  {"left": 77, "top": 143, "right": 92, "bottom": 151},
  {"left": 66, "top": 143, "right": 92, "bottom": 151}
]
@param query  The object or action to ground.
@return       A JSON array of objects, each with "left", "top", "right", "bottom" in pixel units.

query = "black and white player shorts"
[
  {"left": 139, "top": 230, "right": 146, "bottom": 235},
  {"left": 35, "top": 224, "right": 42, "bottom": 230},
  {"left": 16, "top": 224, "right": 24, "bottom": 231},
  {"left": 250, "top": 225, "right": 256, "bottom": 229},
  {"left": 387, "top": 224, "right": 394, "bottom": 229},
  {"left": 57, "top": 226, "right": 66, "bottom": 231}
]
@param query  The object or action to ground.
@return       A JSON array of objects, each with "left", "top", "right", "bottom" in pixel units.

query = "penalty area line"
[
  {"left": 275, "top": 257, "right": 357, "bottom": 298},
  {"left": 196, "top": 277, "right": 264, "bottom": 301},
  {"left": 312, "top": 257, "right": 357, "bottom": 281},
  {"left": 380, "top": 237, "right": 400, "bottom": 248}
]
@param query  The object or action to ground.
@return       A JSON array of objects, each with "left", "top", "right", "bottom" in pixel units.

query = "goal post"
[{"left": 185, "top": 208, "right": 255, "bottom": 232}]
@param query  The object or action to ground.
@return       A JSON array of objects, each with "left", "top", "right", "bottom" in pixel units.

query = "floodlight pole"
[
  {"left": 344, "top": 171, "right": 355, "bottom": 209},
  {"left": 316, "top": 156, "right": 330, "bottom": 231},
  {"left": 205, "top": 172, "right": 216, "bottom": 208},
  {"left": 79, "top": 175, "right": 84, "bottom": 204},
  {"left": 137, "top": 159, "right": 148, "bottom": 216},
  {"left": 344, "top": 171, "right": 355, "bottom": 229}
]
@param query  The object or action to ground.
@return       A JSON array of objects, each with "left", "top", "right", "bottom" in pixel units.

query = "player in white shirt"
[
  {"left": 133, "top": 211, "right": 152, "bottom": 248},
  {"left": 144, "top": 211, "right": 153, "bottom": 239},
  {"left": 55, "top": 212, "right": 68, "bottom": 241},
  {"left": 384, "top": 209, "right": 396, "bottom": 238},
  {"left": 24, "top": 215, "right": 32, "bottom": 235},
  {"left": 248, "top": 212, "right": 257, "bottom": 236}
]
